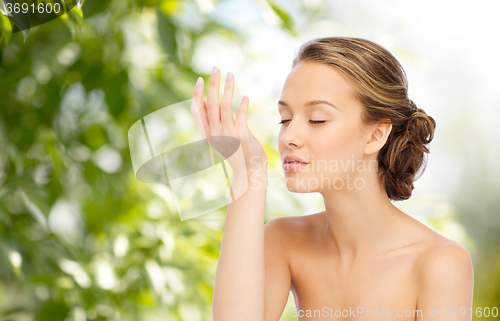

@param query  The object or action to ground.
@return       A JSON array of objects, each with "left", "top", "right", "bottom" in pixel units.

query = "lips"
[{"left": 283, "top": 155, "right": 309, "bottom": 164}]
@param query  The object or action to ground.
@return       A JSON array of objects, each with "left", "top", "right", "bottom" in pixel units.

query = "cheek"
[
  {"left": 313, "top": 122, "right": 364, "bottom": 159},
  {"left": 277, "top": 128, "right": 284, "bottom": 151}
]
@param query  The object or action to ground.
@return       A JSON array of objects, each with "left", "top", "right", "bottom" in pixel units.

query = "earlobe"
[{"left": 364, "top": 123, "right": 392, "bottom": 155}]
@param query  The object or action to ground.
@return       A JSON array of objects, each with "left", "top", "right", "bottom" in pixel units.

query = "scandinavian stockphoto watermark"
[
  {"left": 128, "top": 98, "right": 380, "bottom": 221},
  {"left": 128, "top": 98, "right": 245, "bottom": 221},
  {"left": 247, "top": 156, "right": 380, "bottom": 192}
]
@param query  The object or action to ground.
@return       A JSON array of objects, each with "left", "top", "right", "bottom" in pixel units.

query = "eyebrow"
[{"left": 278, "top": 100, "right": 339, "bottom": 110}]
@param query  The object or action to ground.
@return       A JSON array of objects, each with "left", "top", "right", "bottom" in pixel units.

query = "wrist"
[
  {"left": 231, "top": 159, "right": 267, "bottom": 176},
  {"left": 231, "top": 166, "right": 267, "bottom": 190},
  {"left": 232, "top": 166, "right": 267, "bottom": 180}
]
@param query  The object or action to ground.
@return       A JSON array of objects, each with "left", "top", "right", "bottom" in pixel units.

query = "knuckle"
[
  {"left": 206, "top": 103, "right": 215, "bottom": 111},
  {"left": 209, "top": 77, "right": 218, "bottom": 86}
]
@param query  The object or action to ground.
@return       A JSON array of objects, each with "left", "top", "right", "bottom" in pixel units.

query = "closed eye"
[{"left": 277, "top": 120, "right": 326, "bottom": 125}]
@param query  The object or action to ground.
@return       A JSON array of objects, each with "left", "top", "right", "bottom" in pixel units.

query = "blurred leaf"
[
  {"left": 68, "top": 5, "right": 84, "bottom": 33},
  {"left": 102, "top": 70, "right": 128, "bottom": 117},
  {"left": 81, "top": 0, "right": 111, "bottom": 18},
  {"left": 0, "top": 12, "right": 12, "bottom": 45},
  {"left": 156, "top": 7, "right": 178, "bottom": 63},
  {"left": 268, "top": 3, "right": 295, "bottom": 35},
  {"left": 20, "top": 28, "right": 29, "bottom": 42},
  {"left": 58, "top": 10, "right": 75, "bottom": 38},
  {"left": 36, "top": 299, "right": 70, "bottom": 321},
  {"left": 158, "top": 0, "right": 181, "bottom": 16}
]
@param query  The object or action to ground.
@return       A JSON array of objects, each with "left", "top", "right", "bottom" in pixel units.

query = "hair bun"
[
  {"left": 406, "top": 102, "right": 436, "bottom": 147},
  {"left": 383, "top": 101, "right": 436, "bottom": 200}
]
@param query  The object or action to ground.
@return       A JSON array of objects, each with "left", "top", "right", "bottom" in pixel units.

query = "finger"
[
  {"left": 191, "top": 99, "right": 208, "bottom": 140},
  {"left": 235, "top": 95, "right": 249, "bottom": 130},
  {"left": 220, "top": 72, "right": 235, "bottom": 128},
  {"left": 191, "top": 77, "right": 209, "bottom": 140},
  {"left": 207, "top": 66, "right": 222, "bottom": 133}
]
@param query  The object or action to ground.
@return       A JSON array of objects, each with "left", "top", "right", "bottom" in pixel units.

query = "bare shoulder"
[
  {"left": 390, "top": 211, "right": 474, "bottom": 288},
  {"left": 265, "top": 212, "right": 321, "bottom": 232},
  {"left": 264, "top": 212, "right": 321, "bottom": 246},
  {"left": 398, "top": 212, "right": 472, "bottom": 264},
  {"left": 411, "top": 237, "right": 474, "bottom": 308},
  {"left": 407, "top": 214, "right": 472, "bottom": 270},
  {"left": 414, "top": 236, "right": 473, "bottom": 287}
]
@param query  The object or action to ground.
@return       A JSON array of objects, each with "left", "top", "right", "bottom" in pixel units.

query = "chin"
[
  {"left": 284, "top": 174, "right": 320, "bottom": 193},
  {"left": 284, "top": 171, "right": 354, "bottom": 194}
]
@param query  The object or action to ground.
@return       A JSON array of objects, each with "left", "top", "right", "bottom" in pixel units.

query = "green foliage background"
[
  {"left": 0, "top": 0, "right": 245, "bottom": 319},
  {"left": 0, "top": 0, "right": 499, "bottom": 320}
]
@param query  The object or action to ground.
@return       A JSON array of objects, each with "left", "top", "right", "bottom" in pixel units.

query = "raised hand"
[{"left": 191, "top": 66, "right": 268, "bottom": 176}]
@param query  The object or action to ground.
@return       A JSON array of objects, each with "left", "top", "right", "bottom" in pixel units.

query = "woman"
[{"left": 191, "top": 37, "right": 473, "bottom": 321}]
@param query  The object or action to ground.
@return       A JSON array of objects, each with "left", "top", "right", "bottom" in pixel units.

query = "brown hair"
[{"left": 292, "top": 37, "right": 436, "bottom": 201}]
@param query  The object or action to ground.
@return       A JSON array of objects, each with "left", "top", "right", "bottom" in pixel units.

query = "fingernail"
[
  {"left": 212, "top": 66, "right": 218, "bottom": 76},
  {"left": 243, "top": 95, "right": 248, "bottom": 100},
  {"left": 196, "top": 77, "right": 203, "bottom": 87},
  {"left": 227, "top": 72, "right": 233, "bottom": 81}
]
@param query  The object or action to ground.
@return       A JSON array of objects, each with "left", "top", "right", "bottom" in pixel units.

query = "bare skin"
[
  {"left": 192, "top": 66, "right": 268, "bottom": 321},
  {"left": 265, "top": 61, "right": 473, "bottom": 320},
  {"left": 192, "top": 62, "right": 473, "bottom": 321},
  {"left": 266, "top": 211, "right": 472, "bottom": 320}
]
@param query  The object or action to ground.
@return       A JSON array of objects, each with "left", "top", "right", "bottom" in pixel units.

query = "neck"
[{"left": 319, "top": 171, "right": 406, "bottom": 263}]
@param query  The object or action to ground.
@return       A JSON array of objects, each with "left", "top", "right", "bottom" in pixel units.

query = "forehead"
[{"left": 280, "top": 61, "right": 355, "bottom": 104}]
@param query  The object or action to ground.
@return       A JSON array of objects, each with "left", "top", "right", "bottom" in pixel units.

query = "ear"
[{"left": 364, "top": 122, "right": 392, "bottom": 155}]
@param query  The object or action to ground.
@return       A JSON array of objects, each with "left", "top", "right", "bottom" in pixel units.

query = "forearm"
[{"left": 212, "top": 168, "right": 268, "bottom": 321}]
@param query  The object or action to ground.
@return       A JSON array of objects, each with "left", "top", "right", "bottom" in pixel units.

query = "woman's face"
[{"left": 278, "top": 61, "right": 373, "bottom": 193}]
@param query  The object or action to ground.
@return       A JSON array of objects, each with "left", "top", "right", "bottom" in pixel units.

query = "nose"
[{"left": 280, "top": 120, "right": 302, "bottom": 148}]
